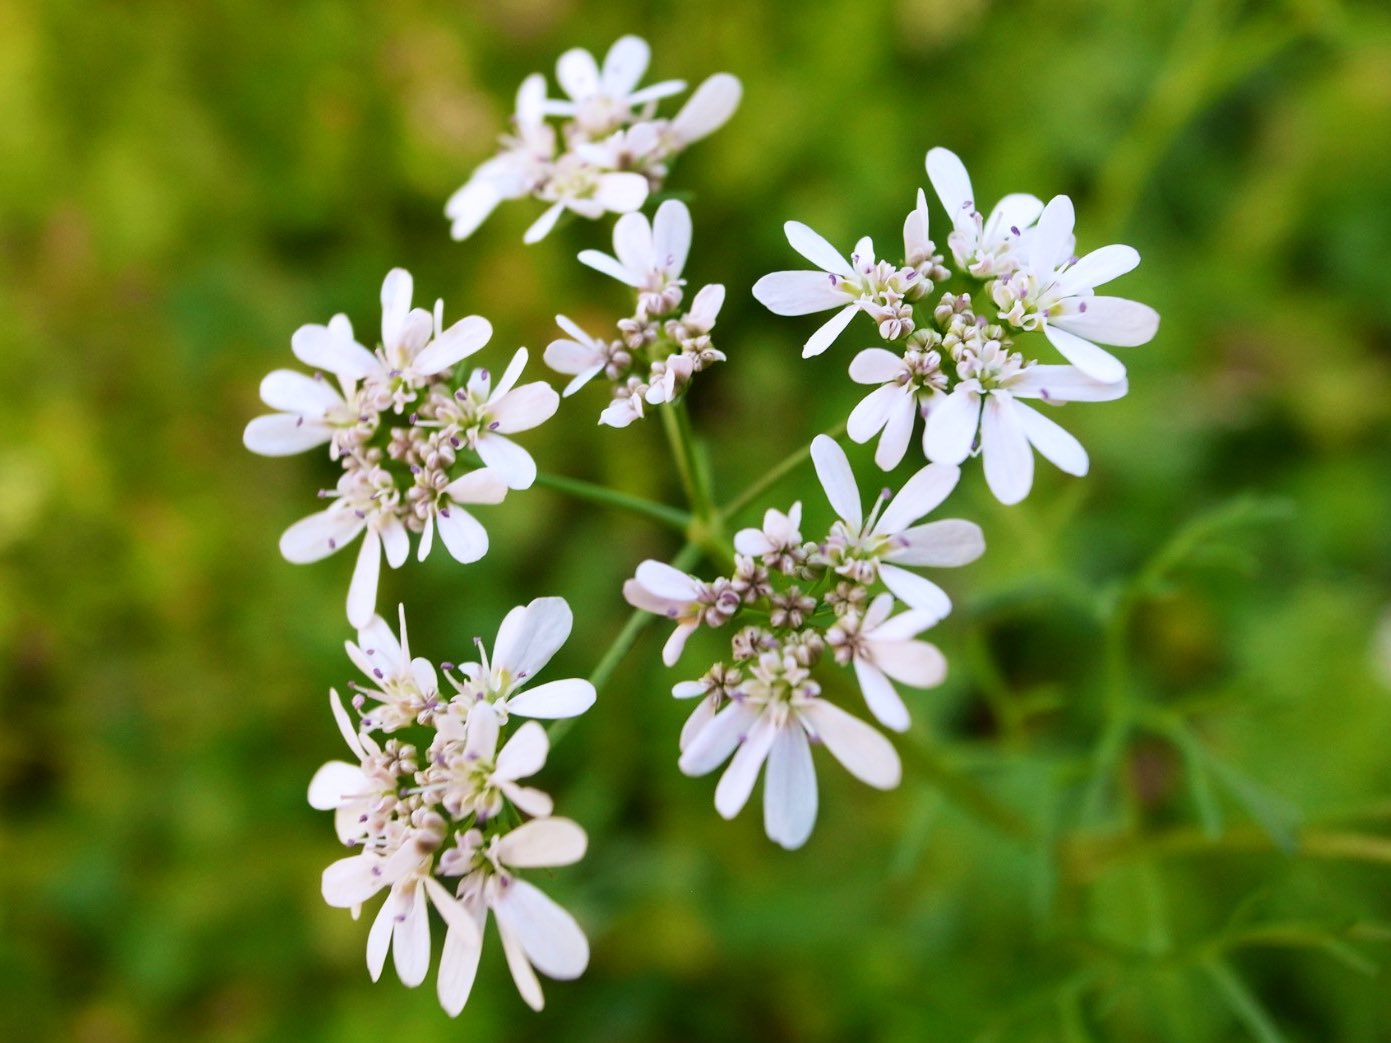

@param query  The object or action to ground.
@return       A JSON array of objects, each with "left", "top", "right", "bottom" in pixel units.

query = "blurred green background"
[{"left": 3, "top": 0, "right": 1390, "bottom": 1039}]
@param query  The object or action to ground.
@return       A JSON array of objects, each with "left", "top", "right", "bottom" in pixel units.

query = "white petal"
[
  {"left": 577, "top": 248, "right": 641, "bottom": 287},
  {"left": 853, "top": 658, "right": 911, "bottom": 732},
  {"left": 506, "top": 678, "right": 596, "bottom": 719},
  {"left": 601, "top": 34, "right": 650, "bottom": 95},
  {"left": 501, "top": 782, "right": 555, "bottom": 818},
  {"left": 243, "top": 414, "right": 331, "bottom": 456},
  {"left": 446, "top": 179, "right": 503, "bottom": 241},
  {"left": 679, "top": 701, "right": 759, "bottom": 776},
  {"left": 611, "top": 210, "right": 654, "bottom": 276},
  {"left": 443, "top": 467, "right": 509, "bottom": 505},
  {"left": 872, "top": 638, "right": 947, "bottom": 690},
  {"left": 846, "top": 384, "right": 899, "bottom": 444},
  {"left": 784, "top": 221, "right": 852, "bottom": 276},
  {"left": 379, "top": 268, "right": 413, "bottom": 350},
  {"left": 662, "top": 622, "right": 697, "bottom": 666},
  {"left": 687, "top": 283, "right": 725, "bottom": 328},
  {"left": 811, "top": 435, "right": 862, "bottom": 530},
  {"left": 1029, "top": 195, "right": 1076, "bottom": 274},
  {"left": 290, "top": 323, "right": 377, "bottom": 380},
  {"left": 322, "top": 854, "right": 387, "bottom": 908},
  {"left": 732, "top": 528, "right": 773, "bottom": 556},
  {"left": 476, "top": 433, "right": 537, "bottom": 490},
  {"left": 981, "top": 394, "right": 1034, "bottom": 505},
  {"left": 279, "top": 508, "right": 365, "bottom": 564},
  {"left": 1057, "top": 244, "right": 1140, "bottom": 295},
  {"left": 679, "top": 695, "right": 719, "bottom": 753},
  {"left": 380, "top": 516, "right": 409, "bottom": 568},
  {"left": 392, "top": 882, "right": 431, "bottom": 987},
  {"left": 751, "top": 270, "right": 849, "bottom": 316},
  {"left": 524, "top": 202, "right": 565, "bottom": 245},
  {"left": 1052, "top": 296, "right": 1159, "bottom": 347},
  {"left": 983, "top": 193, "right": 1045, "bottom": 244},
  {"left": 414, "top": 315, "right": 493, "bottom": 375},
  {"left": 763, "top": 725, "right": 818, "bottom": 849},
  {"left": 497, "top": 817, "right": 587, "bottom": 868},
  {"left": 260, "top": 368, "right": 344, "bottom": 413},
  {"left": 670, "top": 73, "right": 742, "bottom": 144},
  {"left": 802, "top": 303, "right": 859, "bottom": 358},
  {"left": 329, "top": 688, "right": 369, "bottom": 761},
  {"left": 887, "top": 518, "right": 986, "bottom": 567},
  {"left": 1042, "top": 323, "right": 1126, "bottom": 384},
  {"left": 925, "top": 147, "right": 974, "bottom": 235},
  {"left": 436, "top": 903, "right": 486, "bottom": 1017},
  {"left": 1015, "top": 401, "right": 1089, "bottom": 476},
  {"left": 714, "top": 713, "right": 777, "bottom": 819},
  {"left": 366, "top": 891, "right": 394, "bottom": 981},
  {"left": 436, "top": 506, "right": 489, "bottom": 564},
  {"left": 800, "top": 701, "right": 901, "bottom": 790},
  {"left": 494, "top": 879, "right": 589, "bottom": 980},
  {"left": 496, "top": 720, "right": 549, "bottom": 781},
  {"left": 652, "top": 199, "right": 691, "bottom": 277},
  {"left": 634, "top": 560, "right": 701, "bottom": 601},
  {"left": 493, "top": 597, "right": 573, "bottom": 680},
  {"left": 874, "top": 392, "right": 918, "bottom": 471},
  {"left": 464, "top": 700, "right": 501, "bottom": 762},
  {"left": 556, "top": 46, "right": 601, "bottom": 100},
  {"left": 848, "top": 347, "right": 904, "bottom": 384},
  {"left": 1007, "top": 364, "right": 1128, "bottom": 403},
  {"left": 496, "top": 908, "right": 545, "bottom": 1011},
  {"left": 877, "top": 461, "right": 960, "bottom": 535},
  {"left": 594, "top": 172, "right": 649, "bottom": 214},
  {"left": 879, "top": 563, "right": 952, "bottom": 621},
  {"left": 308, "top": 760, "right": 367, "bottom": 810},
  {"left": 346, "top": 529, "right": 382, "bottom": 629},
  {"left": 922, "top": 388, "right": 980, "bottom": 465},
  {"left": 545, "top": 336, "right": 605, "bottom": 376},
  {"left": 491, "top": 383, "right": 559, "bottom": 434}
]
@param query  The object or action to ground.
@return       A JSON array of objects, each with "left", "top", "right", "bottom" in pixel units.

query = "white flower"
[
  {"left": 663, "top": 72, "right": 742, "bottom": 150},
  {"left": 845, "top": 345, "right": 948, "bottom": 471},
  {"left": 308, "top": 688, "right": 390, "bottom": 846},
  {"left": 427, "top": 701, "right": 554, "bottom": 821},
  {"left": 598, "top": 378, "right": 649, "bottom": 428},
  {"left": 923, "top": 349, "right": 1128, "bottom": 505},
  {"left": 441, "top": 347, "right": 560, "bottom": 490},
  {"left": 524, "top": 155, "right": 650, "bottom": 245},
  {"left": 447, "top": 74, "right": 556, "bottom": 241},
  {"left": 344, "top": 606, "right": 441, "bottom": 732},
  {"left": 448, "top": 597, "right": 597, "bottom": 720},
  {"left": 278, "top": 456, "right": 411, "bottom": 628},
  {"left": 578, "top": 199, "right": 691, "bottom": 316},
  {"left": 826, "top": 593, "right": 946, "bottom": 732},
  {"left": 733, "top": 502, "right": 803, "bottom": 570},
  {"left": 414, "top": 467, "right": 509, "bottom": 567},
  {"left": 925, "top": 147, "right": 1043, "bottom": 278},
  {"left": 678, "top": 650, "right": 901, "bottom": 850},
  {"left": 751, "top": 223, "right": 874, "bottom": 357},
  {"left": 671, "top": 663, "right": 743, "bottom": 753},
  {"left": 543, "top": 36, "right": 686, "bottom": 136},
  {"left": 436, "top": 818, "right": 589, "bottom": 1014},
  {"left": 545, "top": 315, "right": 614, "bottom": 396},
  {"left": 993, "top": 194, "right": 1160, "bottom": 383},
  {"left": 242, "top": 349, "right": 367, "bottom": 458},
  {"left": 812, "top": 435, "right": 985, "bottom": 620},
  {"left": 622, "top": 560, "right": 712, "bottom": 665}
]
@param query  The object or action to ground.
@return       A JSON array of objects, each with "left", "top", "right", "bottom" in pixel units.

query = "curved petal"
[
  {"left": 925, "top": 146, "right": 975, "bottom": 235},
  {"left": 308, "top": 760, "right": 368, "bottom": 810},
  {"left": 436, "top": 904, "right": 487, "bottom": 1017},
  {"left": 611, "top": 210, "right": 653, "bottom": 275},
  {"left": 846, "top": 383, "right": 899, "bottom": 444},
  {"left": 634, "top": 560, "right": 701, "bottom": 601},
  {"left": 496, "top": 907, "right": 545, "bottom": 1011},
  {"left": 545, "top": 336, "right": 605, "bottom": 376},
  {"left": 493, "top": 878, "right": 589, "bottom": 980},
  {"left": 523, "top": 202, "right": 565, "bottom": 245},
  {"left": 1008, "top": 364, "right": 1128, "bottom": 403},
  {"left": 784, "top": 221, "right": 852, "bottom": 276},
  {"left": 260, "top": 368, "right": 344, "bottom": 413},
  {"left": 670, "top": 73, "right": 742, "bottom": 144},
  {"left": 243, "top": 413, "right": 331, "bottom": 456},
  {"left": 496, "top": 720, "right": 549, "bottom": 781},
  {"left": 322, "top": 853, "right": 387, "bottom": 908},
  {"left": 576, "top": 248, "right": 641, "bottom": 287},
  {"left": 446, "top": 179, "right": 503, "bottom": 241},
  {"left": 852, "top": 658, "right": 911, "bottom": 732},
  {"left": 879, "top": 563, "right": 952, "bottom": 621},
  {"left": 497, "top": 817, "right": 587, "bottom": 868},
  {"left": 872, "top": 638, "right": 947, "bottom": 690},
  {"left": 848, "top": 347, "right": 904, "bottom": 384},
  {"left": 679, "top": 695, "right": 719, "bottom": 753},
  {"left": 922, "top": 388, "right": 980, "bottom": 465},
  {"left": 392, "top": 882, "right": 431, "bottom": 987},
  {"left": 436, "top": 506, "right": 489, "bottom": 564},
  {"left": 506, "top": 677, "right": 595, "bottom": 719},
  {"left": 1029, "top": 195, "right": 1076, "bottom": 275},
  {"left": 1052, "top": 296, "right": 1159, "bottom": 347},
  {"left": 714, "top": 713, "right": 777, "bottom": 819},
  {"left": 593, "top": 172, "right": 648, "bottom": 214},
  {"left": 886, "top": 519, "right": 985, "bottom": 567},
  {"left": 1014, "top": 401, "right": 1089, "bottom": 476},
  {"left": 678, "top": 701, "right": 759, "bottom": 776},
  {"left": 981, "top": 394, "right": 1034, "bottom": 505},
  {"left": 290, "top": 323, "right": 378, "bottom": 381},
  {"left": 279, "top": 508, "right": 365, "bottom": 564},
  {"left": 799, "top": 701, "right": 901, "bottom": 789},
  {"left": 491, "top": 383, "right": 559, "bottom": 434},
  {"left": 492, "top": 597, "right": 573, "bottom": 680},
  {"left": 476, "top": 433, "right": 537, "bottom": 490},
  {"left": 601, "top": 34, "right": 650, "bottom": 95},
  {"left": 1041, "top": 323, "right": 1126, "bottom": 384},
  {"left": 811, "top": 435, "right": 862, "bottom": 529},
  {"left": 763, "top": 725, "right": 818, "bottom": 849},
  {"left": 556, "top": 46, "right": 601, "bottom": 100},
  {"left": 443, "top": 468, "right": 509, "bottom": 505},
  {"left": 414, "top": 315, "right": 493, "bottom": 375},
  {"left": 878, "top": 461, "right": 960, "bottom": 534},
  {"left": 802, "top": 303, "right": 859, "bottom": 358},
  {"left": 751, "top": 270, "right": 849, "bottom": 316},
  {"left": 652, "top": 199, "right": 692, "bottom": 277},
  {"left": 1057, "top": 244, "right": 1140, "bottom": 296}
]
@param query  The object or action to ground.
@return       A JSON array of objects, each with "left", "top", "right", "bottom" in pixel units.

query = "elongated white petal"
[
  {"left": 594, "top": 172, "right": 649, "bottom": 214},
  {"left": 626, "top": 79, "right": 687, "bottom": 106},
  {"left": 279, "top": 508, "right": 365, "bottom": 563},
  {"left": 802, "top": 303, "right": 859, "bottom": 358},
  {"left": 879, "top": 563, "right": 952, "bottom": 621},
  {"left": 1057, "top": 244, "right": 1140, "bottom": 295},
  {"left": 983, "top": 193, "right": 1045, "bottom": 245},
  {"left": 436, "top": 506, "right": 489, "bottom": 564},
  {"left": 366, "top": 891, "right": 394, "bottom": 981},
  {"left": 714, "top": 713, "right": 777, "bottom": 819},
  {"left": 497, "top": 817, "right": 587, "bottom": 868},
  {"left": 308, "top": 760, "right": 367, "bottom": 810},
  {"left": 849, "top": 347, "right": 904, "bottom": 384},
  {"left": 853, "top": 658, "right": 910, "bottom": 732},
  {"left": 493, "top": 597, "right": 573, "bottom": 680},
  {"left": 329, "top": 688, "right": 369, "bottom": 761},
  {"left": 1042, "top": 323, "right": 1126, "bottom": 383},
  {"left": 1052, "top": 296, "right": 1159, "bottom": 347},
  {"left": 545, "top": 334, "right": 605, "bottom": 375},
  {"left": 811, "top": 434, "right": 862, "bottom": 530},
  {"left": 873, "top": 638, "right": 947, "bottom": 690},
  {"left": 653, "top": 199, "right": 691, "bottom": 277},
  {"left": 496, "top": 720, "right": 548, "bottom": 781},
  {"left": 380, "top": 516, "right": 409, "bottom": 569},
  {"left": 878, "top": 461, "right": 960, "bottom": 535},
  {"left": 679, "top": 695, "right": 719, "bottom": 753},
  {"left": 981, "top": 394, "right": 1034, "bottom": 505},
  {"left": 494, "top": 878, "right": 589, "bottom": 980},
  {"left": 556, "top": 46, "right": 600, "bottom": 100},
  {"left": 393, "top": 881, "right": 431, "bottom": 987},
  {"left": 601, "top": 34, "right": 649, "bottom": 95},
  {"left": 501, "top": 782, "right": 554, "bottom": 818},
  {"left": 1015, "top": 401, "right": 1089, "bottom": 476},
  {"left": 661, "top": 622, "right": 697, "bottom": 666},
  {"left": 291, "top": 323, "right": 378, "bottom": 380},
  {"left": 577, "top": 248, "right": 641, "bottom": 286},
  {"left": 611, "top": 210, "right": 653, "bottom": 275},
  {"left": 346, "top": 528, "right": 382, "bottom": 628},
  {"left": 679, "top": 701, "right": 760, "bottom": 776},
  {"left": 443, "top": 467, "right": 508, "bottom": 505},
  {"left": 523, "top": 202, "right": 565, "bottom": 244},
  {"left": 751, "top": 270, "right": 849, "bottom": 316},
  {"left": 464, "top": 700, "right": 501, "bottom": 762},
  {"left": 764, "top": 725, "right": 817, "bottom": 849},
  {"left": 436, "top": 904, "right": 486, "bottom": 1017},
  {"left": 446, "top": 179, "right": 503, "bottom": 241},
  {"left": 414, "top": 315, "right": 493, "bottom": 375},
  {"left": 874, "top": 391, "right": 917, "bottom": 471},
  {"left": 847, "top": 383, "right": 899, "bottom": 444},
  {"left": 476, "top": 433, "right": 537, "bottom": 490},
  {"left": 1008, "top": 364, "right": 1128, "bottom": 403},
  {"left": 925, "top": 147, "right": 975, "bottom": 236},
  {"left": 784, "top": 221, "right": 852, "bottom": 276},
  {"left": 635, "top": 560, "right": 701, "bottom": 601},
  {"left": 496, "top": 907, "right": 545, "bottom": 1010},
  {"left": 379, "top": 268, "right": 414, "bottom": 349},
  {"left": 671, "top": 72, "right": 742, "bottom": 143},
  {"left": 491, "top": 383, "right": 559, "bottom": 434},
  {"left": 243, "top": 414, "right": 331, "bottom": 456},
  {"left": 1029, "top": 195, "right": 1076, "bottom": 274},
  {"left": 322, "top": 854, "right": 388, "bottom": 908},
  {"left": 887, "top": 518, "right": 986, "bottom": 567},
  {"left": 800, "top": 701, "right": 901, "bottom": 789},
  {"left": 922, "top": 388, "right": 980, "bottom": 465},
  {"left": 506, "top": 677, "right": 595, "bottom": 719},
  {"left": 260, "top": 368, "right": 344, "bottom": 413}
]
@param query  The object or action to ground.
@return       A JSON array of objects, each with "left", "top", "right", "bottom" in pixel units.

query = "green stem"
[
  {"left": 719, "top": 420, "right": 848, "bottom": 522},
  {"left": 531, "top": 469, "right": 692, "bottom": 531}
]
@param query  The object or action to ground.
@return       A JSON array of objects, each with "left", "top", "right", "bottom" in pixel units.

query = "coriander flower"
[
  {"left": 545, "top": 316, "right": 624, "bottom": 396},
  {"left": 992, "top": 194, "right": 1159, "bottom": 383},
  {"left": 845, "top": 344, "right": 949, "bottom": 471},
  {"left": 825, "top": 593, "right": 946, "bottom": 732},
  {"left": 623, "top": 560, "right": 741, "bottom": 665},
  {"left": 344, "top": 607, "right": 441, "bottom": 732},
  {"left": 436, "top": 818, "right": 589, "bottom": 1014},
  {"left": 524, "top": 155, "right": 650, "bottom": 245},
  {"left": 925, "top": 146, "right": 1043, "bottom": 278},
  {"left": 308, "top": 688, "right": 391, "bottom": 846},
  {"left": 543, "top": 36, "right": 686, "bottom": 137},
  {"left": 578, "top": 199, "right": 692, "bottom": 316},
  {"left": 733, "top": 502, "right": 804, "bottom": 573},
  {"left": 242, "top": 354, "right": 367, "bottom": 459},
  {"left": 426, "top": 701, "right": 554, "bottom": 822},
  {"left": 678, "top": 647, "right": 901, "bottom": 850},
  {"left": 923, "top": 347, "right": 1128, "bottom": 505},
  {"left": 447, "top": 597, "right": 597, "bottom": 720},
  {"left": 812, "top": 435, "right": 985, "bottom": 621}
]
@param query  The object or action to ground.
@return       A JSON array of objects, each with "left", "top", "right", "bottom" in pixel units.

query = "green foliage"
[{"left": 2, "top": 0, "right": 1389, "bottom": 1040}]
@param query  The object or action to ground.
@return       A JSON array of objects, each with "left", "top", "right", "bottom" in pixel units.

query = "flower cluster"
[
  {"left": 754, "top": 147, "right": 1159, "bottom": 504},
  {"left": 623, "top": 436, "right": 985, "bottom": 848},
  {"left": 446, "top": 35, "right": 742, "bottom": 244},
  {"left": 544, "top": 199, "right": 726, "bottom": 427},
  {"left": 312, "top": 599, "right": 596, "bottom": 1014},
  {"left": 243, "top": 268, "right": 559, "bottom": 626}
]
